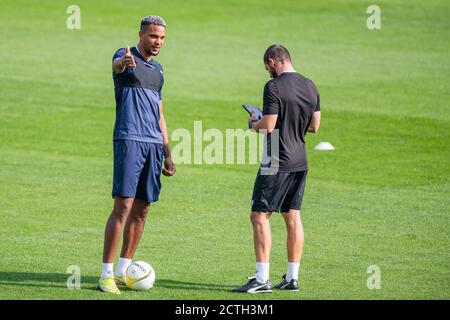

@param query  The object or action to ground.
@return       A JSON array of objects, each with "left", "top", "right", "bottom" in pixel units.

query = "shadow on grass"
[
  {"left": 0, "top": 272, "right": 98, "bottom": 289},
  {"left": 155, "top": 279, "right": 236, "bottom": 292},
  {"left": 0, "top": 272, "right": 236, "bottom": 292}
]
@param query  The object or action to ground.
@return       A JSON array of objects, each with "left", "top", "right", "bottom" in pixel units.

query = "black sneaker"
[
  {"left": 232, "top": 275, "right": 272, "bottom": 293},
  {"left": 274, "top": 274, "right": 299, "bottom": 291}
]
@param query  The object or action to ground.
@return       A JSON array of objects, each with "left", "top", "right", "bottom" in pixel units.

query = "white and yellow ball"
[{"left": 125, "top": 261, "right": 155, "bottom": 290}]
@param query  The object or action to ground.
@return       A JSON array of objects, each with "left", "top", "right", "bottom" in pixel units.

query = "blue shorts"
[{"left": 112, "top": 139, "right": 163, "bottom": 203}]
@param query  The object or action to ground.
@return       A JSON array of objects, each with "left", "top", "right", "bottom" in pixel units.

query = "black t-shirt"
[{"left": 262, "top": 71, "right": 320, "bottom": 172}]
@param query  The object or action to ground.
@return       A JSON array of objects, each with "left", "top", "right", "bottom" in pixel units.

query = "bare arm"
[
  {"left": 159, "top": 101, "right": 176, "bottom": 176},
  {"left": 308, "top": 111, "right": 321, "bottom": 133},
  {"left": 249, "top": 114, "right": 278, "bottom": 133},
  {"left": 159, "top": 101, "right": 170, "bottom": 146}
]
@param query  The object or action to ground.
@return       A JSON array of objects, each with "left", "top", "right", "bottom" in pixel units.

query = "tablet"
[{"left": 242, "top": 104, "right": 263, "bottom": 120}]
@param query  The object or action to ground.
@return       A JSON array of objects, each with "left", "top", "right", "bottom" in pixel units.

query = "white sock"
[
  {"left": 100, "top": 263, "right": 114, "bottom": 279},
  {"left": 116, "top": 257, "right": 132, "bottom": 276},
  {"left": 286, "top": 262, "right": 300, "bottom": 282},
  {"left": 255, "top": 262, "right": 270, "bottom": 283}
]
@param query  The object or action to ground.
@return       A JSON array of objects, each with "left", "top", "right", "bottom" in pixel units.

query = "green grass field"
[{"left": 0, "top": 0, "right": 449, "bottom": 300}]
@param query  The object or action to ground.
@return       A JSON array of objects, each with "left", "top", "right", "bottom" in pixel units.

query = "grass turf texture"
[{"left": 0, "top": 0, "right": 449, "bottom": 299}]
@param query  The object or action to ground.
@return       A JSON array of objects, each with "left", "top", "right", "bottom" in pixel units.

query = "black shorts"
[{"left": 251, "top": 169, "right": 307, "bottom": 213}]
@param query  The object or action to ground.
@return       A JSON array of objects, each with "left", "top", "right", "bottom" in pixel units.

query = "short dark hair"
[{"left": 263, "top": 44, "right": 291, "bottom": 64}]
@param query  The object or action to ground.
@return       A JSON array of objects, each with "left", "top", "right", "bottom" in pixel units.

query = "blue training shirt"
[{"left": 112, "top": 46, "right": 164, "bottom": 144}]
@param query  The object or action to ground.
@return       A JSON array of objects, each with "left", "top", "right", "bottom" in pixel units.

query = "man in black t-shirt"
[{"left": 233, "top": 45, "right": 321, "bottom": 293}]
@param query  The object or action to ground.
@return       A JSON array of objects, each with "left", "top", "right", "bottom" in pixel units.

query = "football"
[{"left": 125, "top": 261, "right": 156, "bottom": 290}]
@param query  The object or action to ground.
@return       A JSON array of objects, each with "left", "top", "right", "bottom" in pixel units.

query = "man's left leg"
[
  {"left": 115, "top": 199, "right": 151, "bottom": 282},
  {"left": 233, "top": 169, "right": 279, "bottom": 293},
  {"left": 251, "top": 211, "right": 272, "bottom": 282},
  {"left": 232, "top": 211, "right": 273, "bottom": 293}
]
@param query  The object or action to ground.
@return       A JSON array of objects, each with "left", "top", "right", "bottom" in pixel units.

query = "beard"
[
  {"left": 270, "top": 69, "right": 277, "bottom": 78},
  {"left": 145, "top": 45, "right": 160, "bottom": 56}
]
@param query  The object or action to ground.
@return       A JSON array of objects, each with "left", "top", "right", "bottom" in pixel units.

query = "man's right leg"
[
  {"left": 103, "top": 197, "right": 134, "bottom": 263},
  {"left": 99, "top": 196, "right": 134, "bottom": 294},
  {"left": 274, "top": 209, "right": 303, "bottom": 291},
  {"left": 281, "top": 209, "right": 304, "bottom": 265}
]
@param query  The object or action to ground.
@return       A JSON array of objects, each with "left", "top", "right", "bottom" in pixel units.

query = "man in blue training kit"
[{"left": 99, "top": 16, "right": 175, "bottom": 294}]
